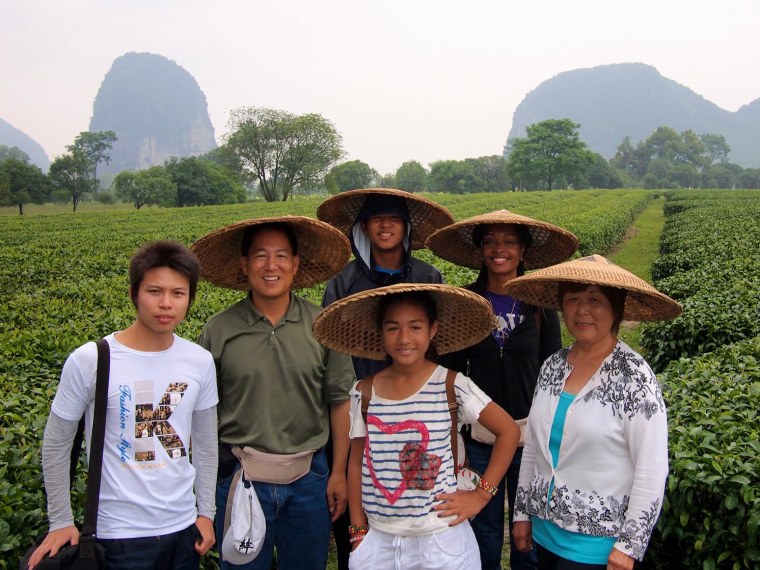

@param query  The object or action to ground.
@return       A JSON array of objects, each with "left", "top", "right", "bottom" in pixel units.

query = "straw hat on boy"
[
  {"left": 312, "top": 283, "right": 497, "bottom": 360},
  {"left": 316, "top": 188, "right": 455, "bottom": 250},
  {"left": 191, "top": 215, "right": 350, "bottom": 290},
  {"left": 425, "top": 210, "right": 578, "bottom": 270},
  {"left": 504, "top": 254, "right": 682, "bottom": 321}
]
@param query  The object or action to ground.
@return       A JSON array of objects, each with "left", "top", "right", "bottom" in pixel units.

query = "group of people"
[{"left": 27, "top": 188, "right": 682, "bottom": 570}]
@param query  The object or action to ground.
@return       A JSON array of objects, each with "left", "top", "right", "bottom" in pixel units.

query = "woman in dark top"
[{"left": 427, "top": 210, "right": 578, "bottom": 570}]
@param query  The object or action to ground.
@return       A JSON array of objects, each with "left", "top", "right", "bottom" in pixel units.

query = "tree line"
[{"left": 3, "top": 110, "right": 759, "bottom": 213}]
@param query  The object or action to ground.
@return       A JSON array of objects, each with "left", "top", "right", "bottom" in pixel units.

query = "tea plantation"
[{"left": 1, "top": 188, "right": 757, "bottom": 569}]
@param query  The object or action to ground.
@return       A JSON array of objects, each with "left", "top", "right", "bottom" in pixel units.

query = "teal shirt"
[{"left": 533, "top": 391, "right": 616, "bottom": 564}]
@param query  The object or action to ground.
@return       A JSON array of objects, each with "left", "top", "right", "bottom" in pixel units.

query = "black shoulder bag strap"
[{"left": 78, "top": 338, "right": 110, "bottom": 558}]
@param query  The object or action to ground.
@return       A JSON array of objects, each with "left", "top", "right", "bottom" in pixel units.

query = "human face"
[
  {"left": 380, "top": 300, "right": 438, "bottom": 369},
  {"left": 239, "top": 227, "right": 299, "bottom": 302},
  {"left": 479, "top": 224, "right": 526, "bottom": 280},
  {"left": 562, "top": 285, "right": 617, "bottom": 347},
  {"left": 362, "top": 214, "right": 406, "bottom": 252},
  {"left": 132, "top": 267, "right": 191, "bottom": 337}
]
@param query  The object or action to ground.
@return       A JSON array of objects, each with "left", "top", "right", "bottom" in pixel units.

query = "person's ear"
[
  {"left": 429, "top": 320, "right": 438, "bottom": 340},
  {"left": 239, "top": 256, "right": 247, "bottom": 277},
  {"left": 293, "top": 255, "right": 299, "bottom": 275}
]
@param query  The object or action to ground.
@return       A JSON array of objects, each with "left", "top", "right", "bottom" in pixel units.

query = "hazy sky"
[{"left": 2, "top": 0, "right": 759, "bottom": 173}]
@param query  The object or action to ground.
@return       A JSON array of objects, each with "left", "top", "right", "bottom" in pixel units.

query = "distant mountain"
[
  {"left": 89, "top": 52, "right": 216, "bottom": 174},
  {"left": 0, "top": 118, "right": 50, "bottom": 171},
  {"left": 507, "top": 63, "right": 760, "bottom": 168}
]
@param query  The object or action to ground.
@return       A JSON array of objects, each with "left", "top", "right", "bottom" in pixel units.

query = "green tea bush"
[
  {"left": 641, "top": 190, "right": 760, "bottom": 371},
  {"left": 643, "top": 337, "right": 760, "bottom": 569}
]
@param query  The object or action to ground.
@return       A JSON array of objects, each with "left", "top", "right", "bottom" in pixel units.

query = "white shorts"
[{"left": 348, "top": 522, "right": 481, "bottom": 570}]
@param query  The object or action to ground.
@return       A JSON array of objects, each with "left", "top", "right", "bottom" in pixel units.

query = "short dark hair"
[
  {"left": 241, "top": 223, "right": 298, "bottom": 257},
  {"left": 376, "top": 291, "right": 439, "bottom": 361},
  {"left": 129, "top": 241, "right": 201, "bottom": 307},
  {"left": 557, "top": 282, "right": 627, "bottom": 335}
]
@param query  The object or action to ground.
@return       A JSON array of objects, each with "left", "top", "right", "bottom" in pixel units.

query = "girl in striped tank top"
[{"left": 313, "top": 284, "right": 520, "bottom": 569}]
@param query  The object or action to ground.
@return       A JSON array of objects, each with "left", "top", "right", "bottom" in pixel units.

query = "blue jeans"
[
  {"left": 215, "top": 448, "right": 331, "bottom": 570},
  {"left": 99, "top": 523, "right": 200, "bottom": 570},
  {"left": 466, "top": 441, "right": 537, "bottom": 570}
]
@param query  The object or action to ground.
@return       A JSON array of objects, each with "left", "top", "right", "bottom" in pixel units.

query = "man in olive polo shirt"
[{"left": 195, "top": 218, "right": 355, "bottom": 570}]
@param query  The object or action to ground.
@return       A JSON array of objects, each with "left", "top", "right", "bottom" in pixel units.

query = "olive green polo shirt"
[{"left": 198, "top": 292, "right": 355, "bottom": 454}]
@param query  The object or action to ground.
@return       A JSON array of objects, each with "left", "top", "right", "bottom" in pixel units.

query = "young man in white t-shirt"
[{"left": 28, "top": 241, "right": 219, "bottom": 570}]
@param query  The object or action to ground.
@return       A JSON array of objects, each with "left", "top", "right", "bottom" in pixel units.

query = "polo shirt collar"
[{"left": 243, "top": 291, "right": 304, "bottom": 326}]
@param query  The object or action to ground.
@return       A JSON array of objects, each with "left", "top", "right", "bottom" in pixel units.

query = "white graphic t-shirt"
[{"left": 52, "top": 333, "right": 218, "bottom": 539}]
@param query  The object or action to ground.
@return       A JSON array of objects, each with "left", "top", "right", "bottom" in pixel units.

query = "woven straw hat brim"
[
  {"left": 316, "top": 188, "right": 455, "bottom": 250},
  {"left": 191, "top": 216, "right": 350, "bottom": 290},
  {"left": 504, "top": 255, "right": 682, "bottom": 322},
  {"left": 425, "top": 210, "right": 579, "bottom": 270},
  {"left": 313, "top": 283, "right": 497, "bottom": 360}
]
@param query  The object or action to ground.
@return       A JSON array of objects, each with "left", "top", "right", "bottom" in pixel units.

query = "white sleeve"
[
  {"left": 613, "top": 364, "right": 669, "bottom": 560},
  {"left": 194, "top": 354, "right": 219, "bottom": 411},
  {"left": 453, "top": 372, "right": 491, "bottom": 427},
  {"left": 347, "top": 381, "right": 367, "bottom": 439},
  {"left": 50, "top": 343, "right": 97, "bottom": 422}
]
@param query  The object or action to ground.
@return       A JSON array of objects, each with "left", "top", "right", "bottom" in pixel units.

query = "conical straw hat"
[
  {"left": 191, "top": 215, "right": 350, "bottom": 290},
  {"left": 504, "top": 255, "right": 682, "bottom": 321},
  {"left": 313, "top": 283, "right": 497, "bottom": 360},
  {"left": 425, "top": 210, "right": 579, "bottom": 270},
  {"left": 316, "top": 188, "right": 454, "bottom": 250}
]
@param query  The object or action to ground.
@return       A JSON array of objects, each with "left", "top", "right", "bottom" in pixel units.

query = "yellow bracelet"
[{"left": 477, "top": 478, "right": 498, "bottom": 496}]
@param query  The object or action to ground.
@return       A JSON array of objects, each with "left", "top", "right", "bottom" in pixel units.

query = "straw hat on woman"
[
  {"left": 425, "top": 210, "right": 578, "bottom": 570},
  {"left": 506, "top": 255, "right": 681, "bottom": 570}
]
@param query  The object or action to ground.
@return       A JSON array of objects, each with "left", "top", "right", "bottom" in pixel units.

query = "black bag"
[
  {"left": 19, "top": 535, "right": 105, "bottom": 570},
  {"left": 19, "top": 339, "right": 110, "bottom": 570}
]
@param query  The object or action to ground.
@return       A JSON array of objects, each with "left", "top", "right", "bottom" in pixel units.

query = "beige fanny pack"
[
  {"left": 471, "top": 417, "right": 528, "bottom": 447},
  {"left": 232, "top": 446, "right": 314, "bottom": 484}
]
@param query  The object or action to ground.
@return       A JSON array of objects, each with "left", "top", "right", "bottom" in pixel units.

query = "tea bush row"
[
  {"left": 640, "top": 190, "right": 760, "bottom": 371},
  {"left": 644, "top": 337, "right": 760, "bottom": 569}
]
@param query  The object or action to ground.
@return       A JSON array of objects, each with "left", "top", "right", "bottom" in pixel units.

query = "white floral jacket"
[{"left": 514, "top": 341, "right": 669, "bottom": 561}]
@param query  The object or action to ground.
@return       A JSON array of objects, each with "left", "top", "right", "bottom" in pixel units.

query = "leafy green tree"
[
  {"left": 0, "top": 158, "right": 51, "bottom": 214},
  {"left": 0, "top": 145, "right": 31, "bottom": 163},
  {"left": 610, "top": 136, "right": 636, "bottom": 173},
  {"left": 506, "top": 119, "right": 595, "bottom": 190},
  {"left": 740, "top": 168, "right": 760, "bottom": 189},
  {"left": 223, "top": 107, "right": 343, "bottom": 202},
  {"left": 466, "top": 155, "right": 510, "bottom": 192},
  {"left": 48, "top": 150, "right": 93, "bottom": 211},
  {"left": 164, "top": 157, "right": 246, "bottom": 206},
  {"left": 66, "top": 131, "right": 117, "bottom": 193},
  {"left": 700, "top": 133, "right": 731, "bottom": 165},
  {"left": 584, "top": 153, "right": 624, "bottom": 189},
  {"left": 395, "top": 160, "right": 427, "bottom": 193},
  {"left": 701, "top": 162, "right": 743, "bottom": 189},
  {"left": 112, "top": 167, "right": 177, "bottom": 209},
  {"left": 428, "top": 160, "right": 477, "bottom": 194},
  {"left": 324, "top": 160, "right": 377, "bottom": 194},
  {"left": 375, "top": 173, "right": 397, "bottom": 188}
]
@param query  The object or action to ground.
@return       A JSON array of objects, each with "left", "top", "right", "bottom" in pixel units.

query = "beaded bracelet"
[
  {"left": 477, "top": 478, "right": 499, "bottom": 496},
  {"left": 348, "top": 524, "right": 369, "bottom": 535},
  {"left": 349, "top": 536, "right": 365, "bottom": 544}
]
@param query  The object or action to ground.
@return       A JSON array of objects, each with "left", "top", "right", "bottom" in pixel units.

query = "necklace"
[{"left": 485, "top": 290, "right": 522, "bottom": 340}]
